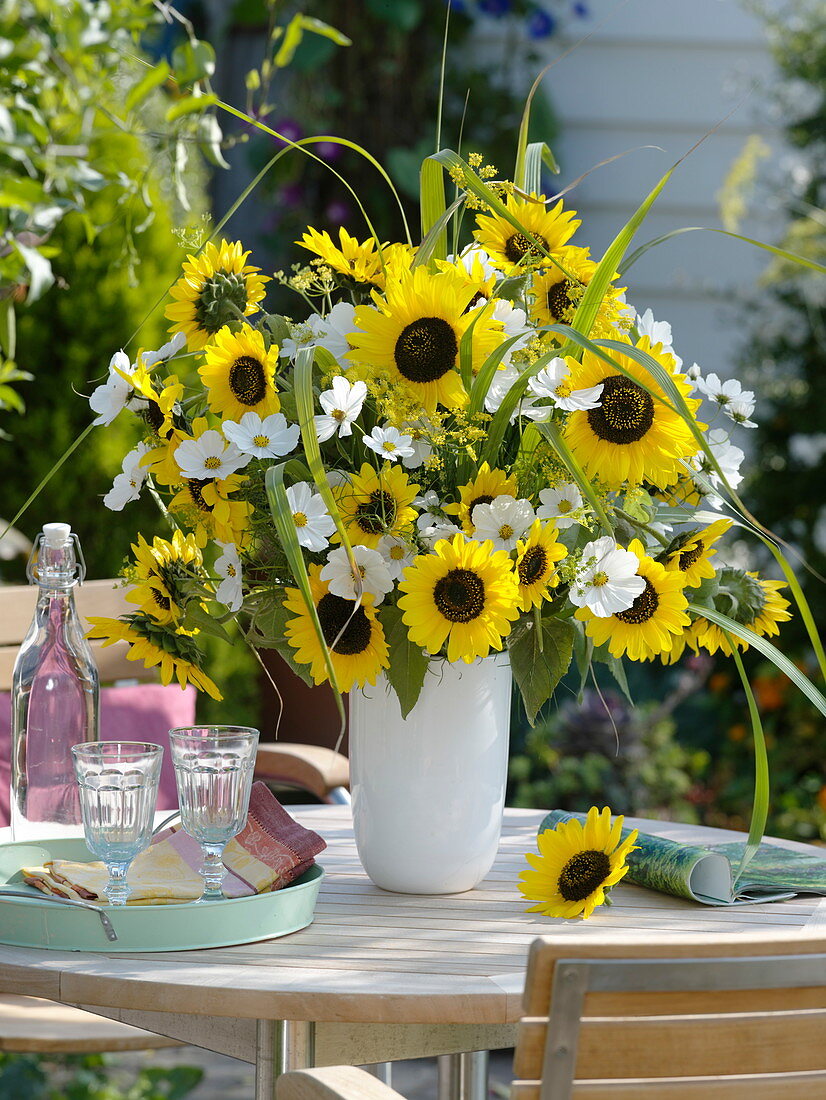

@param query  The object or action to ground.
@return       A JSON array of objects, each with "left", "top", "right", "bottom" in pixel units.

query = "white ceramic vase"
[{"left": 348, "top": 653, "right": 512, "bottom": 894}]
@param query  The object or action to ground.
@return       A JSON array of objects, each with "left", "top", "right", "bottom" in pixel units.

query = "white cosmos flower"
[
  {"left": 280, "top": 320, "right": 316, "bottom": 360},
  {"left": 363, "top": 425, "right": 415, "bottom": 463},
  {"left": 285, "top": 482, "right": 336, "bottom": 552},
  {"left": 725, "top": 396, "right": 757, "bottom": 428},
  {"left": 320, "top": 545, "right": 394, "bottom": 604},
  {"left": 140, "top": 331, "right": 187, "bottom": 369},
  {"left": 214, "top": 541, "right": 243, "bottom": 612},
  {"left": 315, "top": 377, "right": 367, "bottom": 442},
  {"left": 223, "top": 411, "right": 300, "bottom": 459},
  {"left": 103, "top": 442, "right": 151, "bottom": 511},
  {"left": 376, "top": 534, "right": 416, "bottom": 580},
  {"left": 399, "top": 420, "right": 434, "bottom": 469},
  {"left": 413, "top": 489, "right": 441, "bottom": 510},
  {"left": 484, "top": 364, "right": 541, "bottom": 421},
  {"left": 416, "top": 512, "right": 461, "bottom": 548},
  {"left": 491, "top": 299, "right": 532, "bottom": 365},
  {"left": 316, "top": 302, "right": 359, "bottom": 363},
  {"left": 569, "top": 536, "right": 646, "bottom": 617},
  {"left": 471, "top": 495, "right": 535, "bottom": 553},
  {"left": 635, "top": 308, "right": 683, "bottom": 370},
  {"left": 454, "top": 246, "right": 502, "bottom": 282},
  {"left": 526, "top": 357, "right": 604, "bottom": 414},
  {"left": 536, "top": 483, "right": 584, "bottom": 529},
  {"left": 692, "top": 429, "right": 745, "bottom": 508},
  {"left": 89, "top": 350, "right": 135, "bottom": 426},
  {"left": 686, "top": 362, "right": 703, "bottom": 391},
  {"left": 174, "top": 430, "right": 248, "bottom": 480},
  {"left": 697, "top": 372, "right": 755, "bottom": 409}
]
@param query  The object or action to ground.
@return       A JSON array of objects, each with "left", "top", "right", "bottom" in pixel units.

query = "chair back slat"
[{"left": 511, "top": 937, "right": 826, "bottom": 1100}]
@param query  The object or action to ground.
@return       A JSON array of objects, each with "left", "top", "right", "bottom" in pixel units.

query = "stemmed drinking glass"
[
  {"left": 169, "top": 725, "right": 259, "bottom": 902},
  {"left": 71, "top": 741, "right": 163, "bottom": 907}
]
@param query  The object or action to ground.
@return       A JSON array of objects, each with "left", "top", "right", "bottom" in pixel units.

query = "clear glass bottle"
[{"left": 11, "top": 523, "right": 99, "bottom": 840}]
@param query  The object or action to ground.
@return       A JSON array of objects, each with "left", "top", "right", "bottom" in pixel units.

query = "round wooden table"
[{"left": 0, "top": 807, "right": 822, "bottom": 1099}]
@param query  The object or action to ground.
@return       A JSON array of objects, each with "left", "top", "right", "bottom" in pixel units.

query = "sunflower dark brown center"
[
  {"left": 546, "top": 278, "right": 574, "bottom": 321},
  {"left": 394, "top": 317, "right": 457, "bottom": 384},
  {"left": 355, "top": 490, "right": 397, "bottom": 535},
  {"left": 151, "top": 589, "right": 171, "bottom": 611},
  {"left": 228, "top": 355, "right": 267, "bottom": 406},
  {"left": 615, "top": 578, "right": 659, "bottom": 625},
  {"left": 558, "top": 850, "right": 611, "bottom": 902},
  {"left": 587, "top": 374, "right": 655, "bottom": 445},
  {"left": 518, "top": 546, "right": 548, "bottom": 586},
  {"left": 679, "top": 541, "right": 705, "bottom": 570},
  {"left": 468, "top": 493, "right": 494, "bottom": 518},
  {"left": 187, "top": 478, "right": 214, "bottom": 513},
  {"left": 433, "top": 568, "right": 485, "bottom": 623},
  {"left": 141, "top": 399, "right": 165, "bottom": 433},
  {"left": 504, "top": 231, "right": 548, "bottom": 265},
  {"left": 193, "top": 271, "right": 250, "bottom": 335},
  {"left": 317, "top": 592, "right": 372, "bottom": 656}
]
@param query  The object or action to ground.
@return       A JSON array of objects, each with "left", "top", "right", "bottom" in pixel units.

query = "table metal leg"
[
  {"left": 437, "top": 1051, "right": 489, "bottom": 1100},
  {"left": 363, "top": 1063, "right": 393, "bottom": 1086},
  {"left": 255, "top": 1020, "right": 316, "bottom": 1100}
]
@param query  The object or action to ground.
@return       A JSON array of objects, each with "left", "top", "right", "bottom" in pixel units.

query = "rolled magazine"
[{"left": 539, "top": 810, "right": 826, "bottom": 905}]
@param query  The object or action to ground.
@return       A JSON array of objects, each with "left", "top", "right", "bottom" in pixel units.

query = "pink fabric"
[{"left": 0, "top": 683, "right": 196, "bottom": 827}]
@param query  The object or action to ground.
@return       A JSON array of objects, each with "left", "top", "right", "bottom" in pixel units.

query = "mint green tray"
[{"left": 0, "top": 837, "right": 323, "bottom": 952}]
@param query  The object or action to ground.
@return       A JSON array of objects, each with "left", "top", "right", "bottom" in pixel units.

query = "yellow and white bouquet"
[{"left": 86, "top": 144, "right": 800, "bottom": 727}]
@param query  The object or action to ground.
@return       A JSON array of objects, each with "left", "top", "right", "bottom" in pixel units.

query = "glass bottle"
[{"left": 11, "top": 523, "right": 99, "bottom": 840}]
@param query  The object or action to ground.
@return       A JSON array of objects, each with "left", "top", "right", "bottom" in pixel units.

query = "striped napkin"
[{"left": 22, "top": 782, "right": 326, "bottom": 905}]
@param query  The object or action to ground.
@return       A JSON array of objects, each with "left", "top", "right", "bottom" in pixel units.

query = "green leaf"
[
  {"left": 728, "top": 640, "right": 769, "bottom": 886},
  {"left": 0, "top": 300, "right": 15, "bottom": 360},
  {"left": 166, "top": 92, "right": 219, "bottom": 123},
  {"left": 125, "top": 59, "right": 170, "bottom": 112},
  {"left": 13, "top": 241, "right": 53, "bottom": 303},
  {"left": 171, "top": 39, "right": 216, "bottom": 87},
  {"left": 379, "top": 603, "right": 429, "bottom": 718},
  {"left": 296, "top": 15, "right": 352, "bottom": 47},
  {"left": 273, "top": 15, "right": 305, "bottom": 67},
  {"left": 419, "top": 155, "right": 448, "bottom": 262},
  {"left": 507, "top": 615, "right": 575, "bottom": 725},
  {"left": 246, "top": 592, "right": 314, "bottom": 687},
  {"left": 181, "top": 602, "right": 233, "bottom": 643},
  {"left": 620, "top": 225, "right": 826, "bottom": 277}
]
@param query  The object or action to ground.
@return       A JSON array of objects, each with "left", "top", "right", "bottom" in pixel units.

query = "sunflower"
[
  {"left": 473, "top": 193, "right": 580, "bottom": 273},
  {"left": 346, "top": 266, "right": 503, "bottom": 414},
  {"left": 519, "top": 806, "right": 639, "bottom": 919},
  {"left": 126, "top": 531, "right": 203, "bottom": 626},
  {"left": 530, "top": 245, "right": 629, "bottom": 342},
  {"left": 333, "top": 462, "right": 419, "bottom": 549},
  {"left": 514, "top": 521, "right": 567, "bottom": 612},
  {"left": 86, "top": 615, "right": 222, "bottom": 699},
  {"left": 398, "top": 533, "right": 520, "bottom": 664},
  {"left": 693, "top": 571, "right": 791, "bottom": 657},
  {"left": 574, "top": 538, "right": 690, "bottom": 661},
  {"left": 169, "top": 473, "right": 252, "bottom": 549},
  {"left": 283, "top": 566, "right": 389, "bottom": 692},
  {"left": 296, "top": 226, "right": 385, "bottom": 291},
  {"left": 664, "top": 518, "right": 732, "bottom": 588},
  {"left": 113, "top": 363, "right": 183, "bottom": 440},
  {"left": 564, "top": 337, "right": 702, "bottom": 489},
  {"left": 435, "top": 253, "right": 496, "bottom": 308},
  {"left": 165, "top": 239, "right": 268, "bottom": 351},
  {"left": 444, "top": 463, "right": 518, "bottom": 534},
  {"left": 198, "top": 324, "right": 281, "bottom": 421}
]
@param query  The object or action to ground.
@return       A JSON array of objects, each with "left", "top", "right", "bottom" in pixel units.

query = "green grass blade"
[
  {"left": 414, "top": 193, "right": 465, "bottom": 269},
  {"left": 728, "top": 638, "right": 769, "bottom": 886},
  {"left": 688, "top": 603, "right": 826, "bottom": 718},
  {"left": 620, "top": 225, "right": 826, "bottom": 277},
  {"left": 533, "top": 419, "right": 614, "bottom": 536},
  {"left": 468, "top": 334, "right": 530, "bottom": 415},
  {"left": 420, "top": 156, "right": 448, "bottom": 262},
  {"left": 521, "top": 141, "right": 559, "bottom": 196}
]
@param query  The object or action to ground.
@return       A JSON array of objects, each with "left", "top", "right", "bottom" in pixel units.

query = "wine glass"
[
  {"left": 71, "top": 741, "right": 163, "bottom": 907},
  {"left": 169, "top": 725, "right": 259, "bottom": 902}
]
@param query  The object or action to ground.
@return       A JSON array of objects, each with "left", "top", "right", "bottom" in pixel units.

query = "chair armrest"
[
  {"left": 277, "top": 1067, "right": 403, "bottom": 1100},
  {"left": 254, "top": 743, "right": 350, "bottom": 802}
]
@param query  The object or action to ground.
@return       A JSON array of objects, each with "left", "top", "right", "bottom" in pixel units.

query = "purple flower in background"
[
  {"left": 315, "top": 140, "right": 342, "bottom": 162},
  {"left": 280, "top": 183, "right": 304, "bottom": 209},
  {"left": 527, "top": 7, "right": 556, "bottom": 37},
  {"left": 478, "top": 0, "right": 512, "bottom": 17},
  {"left": 273, "top": 117, "right": 303, "bottom": 147},
  {"left": 325, "top": 200, "right": 352, "bottom": 225},
  {"left": 572, "top": 1, "right": 589, "bottom": 16}
]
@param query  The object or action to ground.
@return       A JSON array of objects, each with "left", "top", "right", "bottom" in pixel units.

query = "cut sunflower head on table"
[{"left": 519, "top": 806, "right": 639, "bottom": 919}]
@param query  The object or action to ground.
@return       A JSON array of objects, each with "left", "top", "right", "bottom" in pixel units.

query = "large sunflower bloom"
[
  {"left": 112, "top": 363, "right": 183, "bottom": 440},
  {"left": 297, "top": 226, "right": 385, "bottom": 291},
  {"left": 530, "top": 245, "right": 629, "bottom": 342},
  {"left": 169, "top": 473, "right": 252, "bottom": 549},
  {"left": 333, "top": 462, "right": 419, "bottom": 549},
  {"left": 575, "top": 538, "right": 690, "bottom": 661},
  {"left": 519, "top": 806, "right": 639, "bottom": 919},
  {"left": 165, "top": 240, "right": 268, "bottom": 352},
  {"left": 126, "top": 531, "right": 203, "bottom": 626},
  {"left": 473, "top": 193, "right": 580, "bottom": 273},
  {"left": 693, "top": 572, "right": 791, "bottom": 657},
  {"left": 198, "top": 324, "right": 281, "bottom": 421},
  {"left": 283, "top": 566, "right": 389, "bottom": 692},
  {"left": 86, "top": 615, "right": 222, "bottom": 699},
  {"left": 564, "top": 337, "right": 702, "bottom": 489},
  {"left": 398, "top": 533, "right": 520, "bottom": 664},
  {"left": 444, "top": 463, "right": 519, "bottom": 534},
  {"left": 346, "top": 266, "right": 503, "bottom": 414},
  {"left": 514, "top": 520, "right": 567, "bottom": 612},
  {"left": 664, "top": 517, "right": 732, "bottom": 588}
]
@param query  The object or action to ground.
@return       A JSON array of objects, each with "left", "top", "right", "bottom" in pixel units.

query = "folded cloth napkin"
[{"left": 22, "top": 781, "right": 326, "bottom": 905}]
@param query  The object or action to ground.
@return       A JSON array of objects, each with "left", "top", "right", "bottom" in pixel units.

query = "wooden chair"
[
  {"left": 0, "top": 577, "right": 350, "bottom": 1055},
  {"left": 276, "top": 932, "right": 826, "bottom": 1100}
]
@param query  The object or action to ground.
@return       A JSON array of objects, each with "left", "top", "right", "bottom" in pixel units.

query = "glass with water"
[
  {"left": 71, "top": 742, "right": 163, "bottom": 906},
  {"left": 169, "top": 726, "right": 259, "bottom": 901}
]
